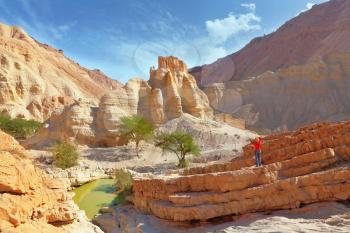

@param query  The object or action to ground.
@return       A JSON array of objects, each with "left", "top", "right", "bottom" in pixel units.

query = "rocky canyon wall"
[
  {"left": 25, "top": 57, "right": 214, "bottom": 148},
  {"left": 0, "top": 22, "right": 120, "bottom": 122},
  {"left": 203, "top": 52, "right": 350, "bottom": 132}
]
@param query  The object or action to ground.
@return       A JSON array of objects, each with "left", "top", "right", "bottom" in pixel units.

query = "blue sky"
[{"left": 0, "top": 0, "right": 328, "bottom": 83}]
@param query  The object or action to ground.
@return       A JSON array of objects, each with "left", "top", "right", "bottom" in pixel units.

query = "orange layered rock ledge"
[
  {"left": 131, "top": 120, "right": 350, "bottom": 222},
  {"left": 0, "top": 131, "right": 83, "bottom": 233}
]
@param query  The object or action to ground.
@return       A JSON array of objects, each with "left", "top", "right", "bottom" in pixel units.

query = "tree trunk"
[
  {"left": 136, "top": 141, "right": 140, "bottom": 158},
  {"left": 178, "top": 153, "right": 187, "bottom": 168}
]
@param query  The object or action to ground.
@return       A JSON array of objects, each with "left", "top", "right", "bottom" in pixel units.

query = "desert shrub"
[
  {"left": 115, "top": 169, "right": 133, "bottom": 193},
  {"left": 0, "top": 115, "right": 42, "bottom": 139},
  {"left": 155, "top": 132, "right": 200, "bottom": 168},
  {"left": 52, "top": 142, "right": 79, "bottom": 169},
  {"left": 118, "top": 115, "right": 154, "bottom": 157}
]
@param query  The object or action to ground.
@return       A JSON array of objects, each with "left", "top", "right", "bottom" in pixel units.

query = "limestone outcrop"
[
  {"left": 0, "top": 22, "right": 120, "bottom": 122},
  {"left": 203, "top": 52, "right": 350, "bottom": 132},
  {"left": 102, "top": 56, "right": 213, "bottom": 124},
  {"left": 25, "top": 57, "right": 214, "bottom": 147},
  {"left": 0, "top": 131, "right": 102, "bottom": 233},
  {"left": 131, "top": 120, "right": 350, "bottom": 221}
]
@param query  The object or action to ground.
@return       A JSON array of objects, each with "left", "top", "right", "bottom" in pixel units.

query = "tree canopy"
[
  {"left": 155, "top": 131, "right": 200, "bottom": 168},
  {"left": 118, "top": 115, "right": 154, "bottom": 157}
]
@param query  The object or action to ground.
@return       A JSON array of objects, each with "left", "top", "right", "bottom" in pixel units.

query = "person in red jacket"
[{"left": 251, "top": 137, "right": 263, "bottom": 167}]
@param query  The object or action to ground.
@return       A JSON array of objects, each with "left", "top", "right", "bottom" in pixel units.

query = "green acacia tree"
[
  {"left": 118, "top": 115, "right": 154, "bottom": 157},
  {"left": 155, "top": 132, "right": 200, "bottom": 168}
]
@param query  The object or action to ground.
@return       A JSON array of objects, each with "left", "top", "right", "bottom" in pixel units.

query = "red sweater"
[{"left": 252, "top": 138, "right": 263, "bottom": 151}]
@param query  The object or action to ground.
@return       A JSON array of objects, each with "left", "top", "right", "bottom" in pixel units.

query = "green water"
[{"left": 72, "top": 179, "right": 117, "bottom": 219}]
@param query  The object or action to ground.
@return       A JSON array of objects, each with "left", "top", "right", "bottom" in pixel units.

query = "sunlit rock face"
[
  {"left": 25, "top": 56, "right": 214, "bottom": 147},
  {"left": 148, "top": 56, "right": 213, "bottom": 122},
  {"left": 132, "top": 120, "right": 350, "bottom": 221},
  {"left": 203, "top": 53, "right": 350, "bottom": 132},
  {"left": 0, "top": 131, "right": 102, "bottom": 233},
  {"left": 0, "top": 22, "right": 121, "bottom": 122}
]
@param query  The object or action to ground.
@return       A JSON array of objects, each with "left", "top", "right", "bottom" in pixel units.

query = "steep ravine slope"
[{"left": 0, "top": 22, "right": 121, "bottom": 121}]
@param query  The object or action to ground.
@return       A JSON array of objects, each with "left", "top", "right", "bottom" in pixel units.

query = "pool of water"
[{"left": 72, "top": 179, "right": 117, "bottom": 219}]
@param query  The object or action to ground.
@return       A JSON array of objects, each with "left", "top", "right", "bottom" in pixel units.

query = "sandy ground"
[
  {"left": 28, "top": 114, "right": 257, "bottom": 174},
  {"left": 28, "top": 143, "right": 242, "bottom": 177},
  {"left": 29, "top": 144, "right": 189, "bottom": 172}
]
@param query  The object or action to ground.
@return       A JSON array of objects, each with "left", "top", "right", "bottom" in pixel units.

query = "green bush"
[
  {"left": 52, "top": 142, "right": 80, "bottom": 169},
  {"left": 115, "top": 169, "right": 133, "bottom": 193},
  {"left": 0, "top": 115, "right": 42, "bottom": 139}
]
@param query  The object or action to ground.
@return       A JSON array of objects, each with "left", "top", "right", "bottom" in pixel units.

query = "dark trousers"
[{"left": 255, "top": 150, "right": 262, "bottom": 167}]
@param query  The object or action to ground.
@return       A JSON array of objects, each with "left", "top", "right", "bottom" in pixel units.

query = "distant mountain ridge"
[{"left": 190, "top": 0, "right": 350, "bottom": 86}]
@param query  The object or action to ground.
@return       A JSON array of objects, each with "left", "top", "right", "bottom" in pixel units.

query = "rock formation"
[
  {"left": 204, "top": 52, "right": 350, "bottom": 131},
  {"left": 0, "top": 131, "right": 102, "bottom": 233},
  {"left": 101, "top": 56, "right": 213, "bottom": 124},
  {"left": 25, "top": 57, "right": 214, "bottom": 147},
  {"left": 131, "top": 120, "right": 350, "bottom": 221},
  {"left": 190, "top": 0, "right": 350, "bottom": 131},
  {"left": 0, "top": 22, "right": 121, "bottom": 122}
]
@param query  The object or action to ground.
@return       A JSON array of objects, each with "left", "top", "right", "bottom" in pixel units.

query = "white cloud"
[
  {"left": 105, "top": 3, "right": 262, "bottom": 81},
  {"left": 298, "top": 2, "right": 315, "bottom": 15},
  {"left": 58, "top": 21, "right": 77, "bottom": 32},
  {"left": 240, "top": 3, "right": 256, "bottom": 11},
  {"left": 205, "top": 12, "right": 261, "bottom": 43},
  {"left": 109, "top": 37, "right": 228, "bottom": 80}
]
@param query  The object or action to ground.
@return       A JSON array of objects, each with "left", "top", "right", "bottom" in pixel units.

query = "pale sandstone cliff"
[
  {"left": 204, "top": 52, "right": 350, "bottom": 131},
  {"left": 25, "top": 57, "right": 214, "bottom": 147},
  {"left": 0, "top": 131, "right": 102, "bottom": 233},
  {"left": 0, "top": 22, "right": 121, "bottom": 122},
  {"left": 131, "top": 120, "right": 350, "bottom": 221}
]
